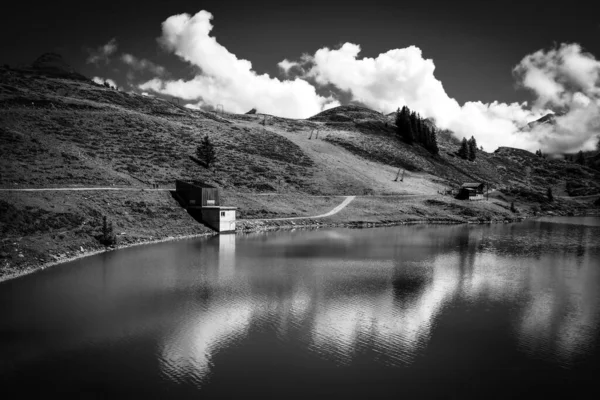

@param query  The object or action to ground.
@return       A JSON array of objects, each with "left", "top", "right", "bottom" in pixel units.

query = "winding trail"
[
  {"left": 0, "top": 187, "right": 358, "bottom": 222},
  {"left": 242, "top": 196, "right": 356, "bottom": 222}
]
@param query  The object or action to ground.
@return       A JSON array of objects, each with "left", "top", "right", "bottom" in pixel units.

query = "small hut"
[
  {"left": 175, "top": 180, "right": 236, "bottom": 233},
  {"left": 457, "top": 182, "right": 485, "bottom": 201}
]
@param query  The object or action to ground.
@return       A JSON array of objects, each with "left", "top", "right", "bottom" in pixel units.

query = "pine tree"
[
  {"left": 427, "top": 127, "right": 439, "bottom": 155},
  {"left": 410, "top": 112, "right": 421, "bottom": 144},
  {"left": 576, "top": 150, "right": 585, "bottom": 165},
  {"left": 458, "top": 138, "right": 469, "bottom": 159},
  {"left": 416, "top": 118, "right": 424, "bottom": 144},
  {"left": 196, "top": 135, "right": 217, "bottom": 168},
  {"left": 396, "top": 106, "right": 414, "bottom": 144},
  {"left": 467, "top": 136, "right": 478, "bottom": 161},
  {"left": 394, "top": 107, "right": 402, "bottom": 138},
  {"left": 395, "top": 108, "right": 404, "bottom": 141}
]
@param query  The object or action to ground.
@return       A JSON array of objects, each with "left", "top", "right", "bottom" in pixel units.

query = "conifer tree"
[
  {"left": 458, "top": 138, "right": 469, "bottom": 159},
  {"left": 196, "top": 135, "right": 216, "bottom": 168},
  {"left": 396, "top": 106, "right": 414, "bottom": 144},
  {"left": 427, "top": 127, "right": 439, "bottom": 155},
  {"left": 394, "top": 107, "right": 402, "bottom": 138},
  {"left": 416, "top": 118, "right": 424, "bottom": 144},
  {"left": 467, "top": 136, "right": 478, "bottom": 161},
  {"left": 409, "top": 111, "right": 419, "bottom": 142},
  {"left": 576, "top": 150, "right": 585, "bottom": 165}
]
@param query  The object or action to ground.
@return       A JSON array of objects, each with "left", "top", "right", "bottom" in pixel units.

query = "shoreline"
[
  {"left": 1, "top": 210, "right": 598, "bottom": 285},
  {"left": 0, "top": 231, "right": 215, "bottom": 284}
]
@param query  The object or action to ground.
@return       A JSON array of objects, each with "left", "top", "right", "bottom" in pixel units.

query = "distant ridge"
[
  {"left": 309, "top": 104, "right": 384, "bottom": 122},
  {"left": 28, "top": 53, "right": 89, "bottom": 81},
  {"left": 523, "top": 112, "right": 563, "bottom": 131}
]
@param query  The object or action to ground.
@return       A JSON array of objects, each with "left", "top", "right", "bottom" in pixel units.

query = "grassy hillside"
[{"left": 1, "top": 62, "right": 599, "bottom": 280}]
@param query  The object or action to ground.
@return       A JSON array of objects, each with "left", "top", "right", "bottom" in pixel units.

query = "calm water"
[{"left": 1, "top": 217, "right": 599, "bottom": 398}]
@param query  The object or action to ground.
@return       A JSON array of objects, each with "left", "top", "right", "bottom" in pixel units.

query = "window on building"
[{"left": 221, "top": 211, "right": 225, "bottom": 217}]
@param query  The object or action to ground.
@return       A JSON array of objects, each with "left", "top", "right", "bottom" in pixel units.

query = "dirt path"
[
  {"left": 0, "top": 187, "right": 173, "bottom": 192},
  {"left": 242, "top": 196, "right": 356, "bottom": 221}
]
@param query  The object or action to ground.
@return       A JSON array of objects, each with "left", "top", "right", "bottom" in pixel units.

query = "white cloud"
[
  {"left": 513, "top": 43, "right": 600, "bottom": 152},
  {"left": 278, "top": 59, "right": 300, "bottom": 75},
  {"left": 297, "top": 43, "right": 550, "bottom": 151},
  {"left": 121, "top": 53, "right": 167, "bottom": 76},
  {"left": 86, "top": 38, "right": 118, "bottom": 65},
  {"left": 139, "top": 10, "right": 338, "bottom": 117},
  {"left": 137, "top": 9, "right": 599, "bottom": 153},
  {"left": 291, "top": 42, "right": 599, "bottom": 153},
  {"left": 92, "top": 76, "right": 117, "bottom": 88}
]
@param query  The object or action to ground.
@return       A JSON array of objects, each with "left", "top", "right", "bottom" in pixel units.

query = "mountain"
[
  {"left": 523, "top": 113, "right": 558, "bottom": 131},
  {"left": 1, "top": 59, "right": 599, "bottom": 280}
]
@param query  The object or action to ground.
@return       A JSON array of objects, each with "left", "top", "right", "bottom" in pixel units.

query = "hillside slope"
[{"left": 1, "top": 61, "right": 599, "bottom": 280}]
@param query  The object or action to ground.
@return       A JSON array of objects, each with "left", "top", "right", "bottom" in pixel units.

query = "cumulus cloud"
[
  {"left": 513, "top": 43, "right": 600, "bottom": 152},
  {"left": 121, "top": 53, "right": 167, "bottom": 76},
  {"left": 295, "top": 43, "right": 549, "bottom": 151},
  {"left": 278, "top": 59, "right": 301, "bottom": 75},
  {"left": 92, "top": 76, "right": 117, "bottom": 88},
  {"left": 138, "top": 9, "right": 599, "bottom": 153},
  {"left": 287, "top": 42, "right": 599, "bottom": 153},
  {"left": 86, "top": 38, "right": 118, "bottom": 65},
  {"left": 139, "top": 10, "right": 339, "bottom": 117}
]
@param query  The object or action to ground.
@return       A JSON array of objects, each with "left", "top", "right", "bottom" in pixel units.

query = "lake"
[{"left": 1, "top": 217, "right": 599, "bottom": 398}]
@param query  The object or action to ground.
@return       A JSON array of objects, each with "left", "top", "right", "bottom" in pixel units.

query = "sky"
[{"left": 2, "top": 0, "right": 599, "bottom": 153}]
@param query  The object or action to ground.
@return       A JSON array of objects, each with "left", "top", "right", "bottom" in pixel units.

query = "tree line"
[{"left": 395, "top": 106, "right": 439, "bottom": 155}]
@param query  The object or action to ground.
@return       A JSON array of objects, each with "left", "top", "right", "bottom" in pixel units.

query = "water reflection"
[
  {"left": 154, "top": 219, "right": 600, "bottom": 383},
  {"left": 1, "top": 218, "right": 599, "bottom": 396}
]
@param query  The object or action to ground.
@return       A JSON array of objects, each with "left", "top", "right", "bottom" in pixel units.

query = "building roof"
[
  {"left": 461, "top": 182, "right": 484, "bottom": 188},
  {"left": 176, "top": 179, "right": 217, "bottom": 189}
]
